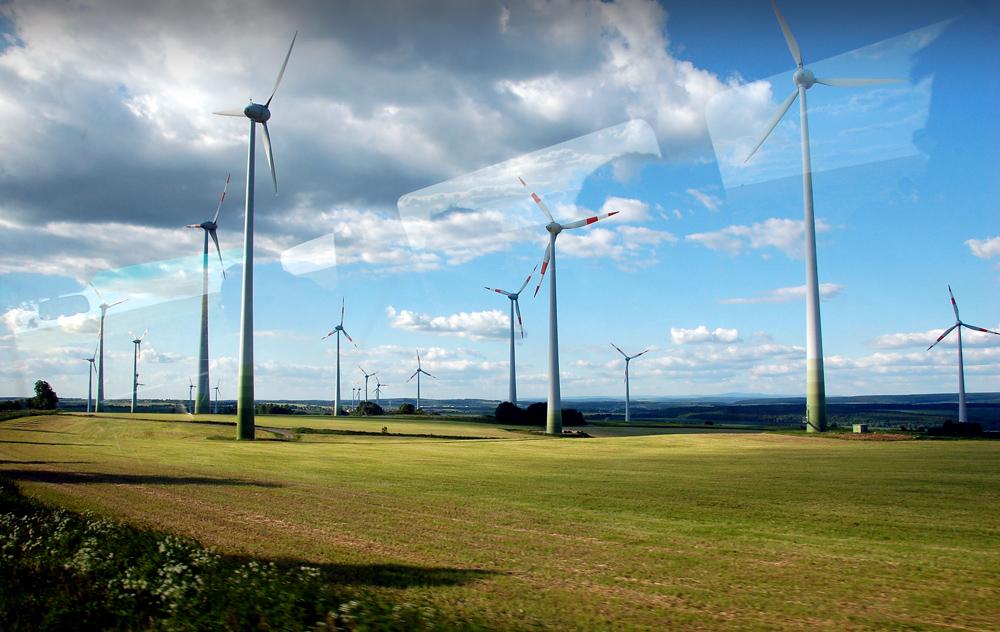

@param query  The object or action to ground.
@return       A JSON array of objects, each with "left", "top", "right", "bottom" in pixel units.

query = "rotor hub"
[
  {"left": 509, "top": 293, "right": 518, "bottom": 301},
  {"left": 546, "top": 222, "right": 562, "bottom": 235},
  {"left": 244, "top": 103, "right": 271, "bottom": 123},
  {"left": 793, "top": 67, "right": 815, "bottom": 89}
]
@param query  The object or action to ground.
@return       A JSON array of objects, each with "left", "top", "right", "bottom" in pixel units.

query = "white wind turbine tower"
[
  {"left": 89, "top": 283, "right": 130, "bottom": 413},
  {"left": 188, "top": 378, "right": 195, "bottom": 414},
  {"left": 359, "top": 366, "right": 378, "bottom": 403},
  {"left": 611, "top": 343, "right": 649, "bottom": 423},
  {"left": 322, "top": 298, "right": 357, "bottom": 415},
  {"left": 374, "top": 377, "right": 386, "bottom": 406},
  {"left": 744, "top": 0, "right": 907, "bottom": 433},
  {"left": 128, "top": 328, "right": 148, "bottom": 414},
  {"left": 406, "top": 350, "right": 435, "bottom": 411},
  {"left": 520, "top": 177, "right": 619, "bottom": 434},
  {"left": 186, "top": 173, "right": 230, "bottom": 415},
  {"left": 213, "top": 380, "right": 221, "bottom": 415},
  {"left": 214, "top": 31, "right": 297, "bottom": 440},
  {"left": 927, "top": 286, "right": 1000, "bottom": 424},
  {"left": 485, "top": 264, "right": 537, "bottom": 406}
]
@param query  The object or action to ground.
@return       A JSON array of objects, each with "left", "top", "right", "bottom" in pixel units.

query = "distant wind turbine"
[
  {"left": 521, "top": 177, "right": 619, "bottom": 434},
  {"left": 128, "top": 328, "right": 148, "bottom": 413},
  {"left": 406, "top": 350, "right": 435, "bottom": 411},
  {"left": 214, "top": 31, "right": 297, "bottom": 440},
  {"left": 612, "top": 344, "right": 649, "bottom": 423},
  {"left": 213, "top": 380, "right": 221, "bottom": 415},
  {"left": 82, "top": 336, "right": 99, "bottom": 413},
  {"left": 322, "top": 298, "right": 357, "bottom": 415},
  {"left": 927, "top": 286, "right": 1000, "bottom": 424},
  {"left": 89, "top": 282, "right": 130, "bottom": 413},
  {"left": 186, "top": 173, "right": 230, "bottom": 415},
  {"left": 486, "top": 264, "right": 537, "bottom": 407},
  {"left": 374, "top": 377, "right": 386, "bottom": 406},
  {"left": 744, "top": 1, "right": 907, "bottom": 433},
  {"left": 188, "top": 378, "right": 194, "bottom": 414},
  {"left": 359, "top": 366, "right": 378, "bottom": 403}
]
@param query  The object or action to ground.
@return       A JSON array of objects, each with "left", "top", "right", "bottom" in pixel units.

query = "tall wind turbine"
[
  {"left": 611, "top": 344, "right": 649, "bottom": 423},
  {"left": 82, "top": 336, "right": 99, "bottom": 413},
  {"left": 89, "top": 283, "right": 130, "bottom": 413},
  {"left": 188, "top": 378, "right": 194, "bottom": 414},
  {"left": 128, "top": 328, "right": 148, "bottom": 414},
  {"left": 927, "top": 286, "right": 1000, "bottom": 424},
  {"left": 213, "top": 380, "right": 221, "bottom": 415},
  {"left": 186, "top": 173, "right": 230, "bottom": 415},
  {"left": 406, "top": 350, "right": 435, "bottom": 411},
  {"left": 744, "top": 0, "right": 907, "bottom": 432},
  {"left": 486, "top": 264, "right": 537, "bottom": 406},
  {"left": 359, "top": 366, "right": 378, "bottom": 403},
  {"left": 322, "top": 298, "right": 357, "bottom": 415},
  {"left": 374, "top": 377, "right": 385, "bottom": 406},
  {"left": 745, "top": 1, "right": 906, "bottom": 433},
  {"left": 521, "top": 177, "right": 619, "bottom": 434},
  {"left": 214, "top": 31, "right": 297, "bottom": 440}
]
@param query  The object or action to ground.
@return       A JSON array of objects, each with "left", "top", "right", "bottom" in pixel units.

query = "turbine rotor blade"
[
  {"left": 425, "top": 371, "right": 436, "bottom": 379},
  {"left": 519, "top": 177, "right": 554, "bottom": 223},
  {"left": 89, "top": 282, "right": 104, "bottom": 304},
  {"left": 213, "top": 108, "right": 247, "bottom": 117},
  {"left": 108, "top": 298, "right": 131, "bottom": 308},
  {"left": 533, "top": 242, "right": 552, "bottom": 298},
  {"left": 340, "top": 297, "right": 345, "bottom": 327},
  {"left": 815, "top": 77, "right": 908, "bottom": 87},
  {"left": 485, "top": 286, "right": 510, "bottom": 296},
  {"left": 139, "top": 328, "right": 148, "bottom": 341},
  {"left": 927, "top": 324, "right": 958, "bottom": 350},
  {"left": 265, "top": 31, "right": 298, "bottom": 108},
  {"left": 634, "top": 349, "right": 650, "bottom": 358},
  {"left": 261, "top": 121, "right": 277, "bottom": 196},
  {"left": 948, "top": 285, "right": 960, "bottom": 321},
  {"left": 209, "top": 229, "right": 226, "bottom": 279},
  {"left": 321, "top": 331, "right": 336, "bottom": 340},
  {"left": 771, "top": 0, "right": 802, "bottom": 68},
  {"left": 612, "top": 343, "right": 627, "bottom": 358},
  {"left": 514, "top": 299, "right": 524, "bottom": 339},
  {"left": 745, "top": 88, "right": 799, "bottom": 163},
  {"left": 960, "top": 323, "right": 1000, "bottom": 336},
  {"left": 561, "top": 210, "right": 619, "bottom": 230},
  {"left": 341, "top": 328, "right": 358, "bottom": 348},
  {"left": 212, "top": 173, "right": 231, "bottom": 223},
  {"left": 517, "top": 263, "right": 539, "bottom": 294}
]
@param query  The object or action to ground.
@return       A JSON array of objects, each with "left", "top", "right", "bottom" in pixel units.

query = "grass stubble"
[{"left": 1, "top": 413, "right": 998, "bottom": 631}]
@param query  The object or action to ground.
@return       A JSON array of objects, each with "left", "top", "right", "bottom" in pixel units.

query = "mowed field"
[{"left": 1, "top": 413, "right": 998, "bottom": 631}]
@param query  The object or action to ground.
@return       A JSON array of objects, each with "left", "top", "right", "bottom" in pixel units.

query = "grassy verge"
[{"left": 0, "top": 476, "right": 488, "bottom": 631}]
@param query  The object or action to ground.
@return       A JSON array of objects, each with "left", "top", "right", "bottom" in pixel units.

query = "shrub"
[
  {"left": 353, "top": 401, "right": 384, "bottom": 417},
  {"left": 495, "top": 402, "right": 527, "bottom": 425},
  {"left": 32, "top": 380, "right": 58, "bottom": 410},
  {"left": 397, "top": 403, "right": 416, "bottom": 414}
]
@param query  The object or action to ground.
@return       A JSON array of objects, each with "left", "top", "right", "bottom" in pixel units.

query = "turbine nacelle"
[
  {"left": 793, "top": 67, "right": 816, "bottom": 89},
  {"left": 546, "top": 222, "right": 562, "bottom": 235},
  {"left": 244, "top": 102, "right": 271, "bottom": 123}
]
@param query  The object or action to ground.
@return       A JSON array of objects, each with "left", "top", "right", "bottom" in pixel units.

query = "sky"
[{"left": 1, "top": 0, "right": 998, "bottom": 406}]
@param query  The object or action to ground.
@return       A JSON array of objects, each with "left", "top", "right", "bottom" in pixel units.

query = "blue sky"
[{"left": 1, "top": 0, "right": 998, "bottom": 405}]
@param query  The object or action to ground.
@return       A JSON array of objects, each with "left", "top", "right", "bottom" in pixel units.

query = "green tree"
[
  {"left": 396, "top": 403, "right": 415, "bottom": 414},
  {"left": 31, "top": 381, "right": 58, "bottom": 410},
  {"left": 353, "top": 401, "right": 384, "bottom": 417},
  {"left": 495, "top": 401, "right": 527, "bottom": 425}
]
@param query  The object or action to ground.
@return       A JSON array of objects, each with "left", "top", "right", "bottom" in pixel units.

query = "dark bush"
[
  {"left": 562, "top": 408, "right": 586, "bottom": 427},
  {"left": 397, "top": 402, "right": 415, "bottom": 414},
  {"left": 353, "top": 401, "right": 384, "bottom": 416},
  {"left": 495, "top": 402, "right": 527, "bottom": 425},
  {"left": 525, "top": 402, "right": 546, "bottom": 426},
  {"left": 255, "top": 403, "right": 292, "bottom": 415}
]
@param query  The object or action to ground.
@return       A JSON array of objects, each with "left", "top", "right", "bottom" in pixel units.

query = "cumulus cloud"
[
  {"left": 671, "top": 326, "right": 741, "bottom": 345},
  {"left": 867, "top": 327, "right": 1000, "bottom": 349},
  {"left": 686, "top": 218, "right": 832, "bottom": 259},
  {"left": 386, "top": 306, "right": 508, "bottom": 341},
  {"left": 720, "top": 283, "right": 844, "bottom": 304},
  {"left": 686, "top": 188, "right": 722, "bottom": 212},
  {"left": 966, "top": 236, "right": 1000, "bottom": 260}
]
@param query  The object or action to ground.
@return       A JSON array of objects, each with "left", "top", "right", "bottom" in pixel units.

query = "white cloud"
[
  {"left": 686, "top": 188, "right": 722, "bottom": 212},
  {"left": 600, "top": 197, "right": 650, "bottom": 221},
  {"left": 671, "top": 326, "right": 741, "bottom": 345},
  {"left": 386, "top": 306, "right": 508, "bottom": 341},
  {"left": 868, "top": 327, "right": 1000, "bottom": 350},
  {"left": 966, "top": 236, "right": 1000, "bottom": 260},
  {"left": 685, "top": 217, "right": 832, "bottom": 260},
  {"left": 720, "top": 283, "right": 845, "bottom": 305}
]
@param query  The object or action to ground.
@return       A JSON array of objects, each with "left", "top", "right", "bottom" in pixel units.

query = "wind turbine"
[
  {"left": 611, "top": 344, "right": 649, "bottom": 423},
  {"left": 214, "top": 31, "right": 297, "bottom": 440},
  {"left": 520, "top": 177, "right": 619, "bottom": 434},
  {"left": 188, "top": 378, "right": 195, "bottom": 414},
  {"left": 82, "top": 336, "right": 99, "bottom": 413},
  {"left": 927, "top": 286, "right": 1000, "bottom": 424},
  {"left": 374, "top": 377, "right": 386, "bottom": 406},
  {"left": 128, "top": 328, "right": 148, "bottom": 414},
  {"left": 186, "top": 173, "right": 230, "bottom": 415},
  {"left": 322, "top": 298, "right": 357, "bottom": 415},
  {"left": 485, "top": 264, "right": 537, "bottom": 406},
  {"left": 745, "top": 1, "right": 906, "bottom": 433},
  {"left": 406, "top": 350, "right": 435, "bottom": 411},
  {"left": 213, "top": 380, "right": 221, "bottom": 415},
  {"left": 89, "top": 283, "right": 130, "bottom": 413},
  {"left": 359, "top": 366, "right": 378, "bottom": 403}
]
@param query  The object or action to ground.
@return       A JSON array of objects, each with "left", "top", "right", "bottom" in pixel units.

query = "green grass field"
[{"left": 1, "top": 413, "right": 998, "bottom": 631}]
